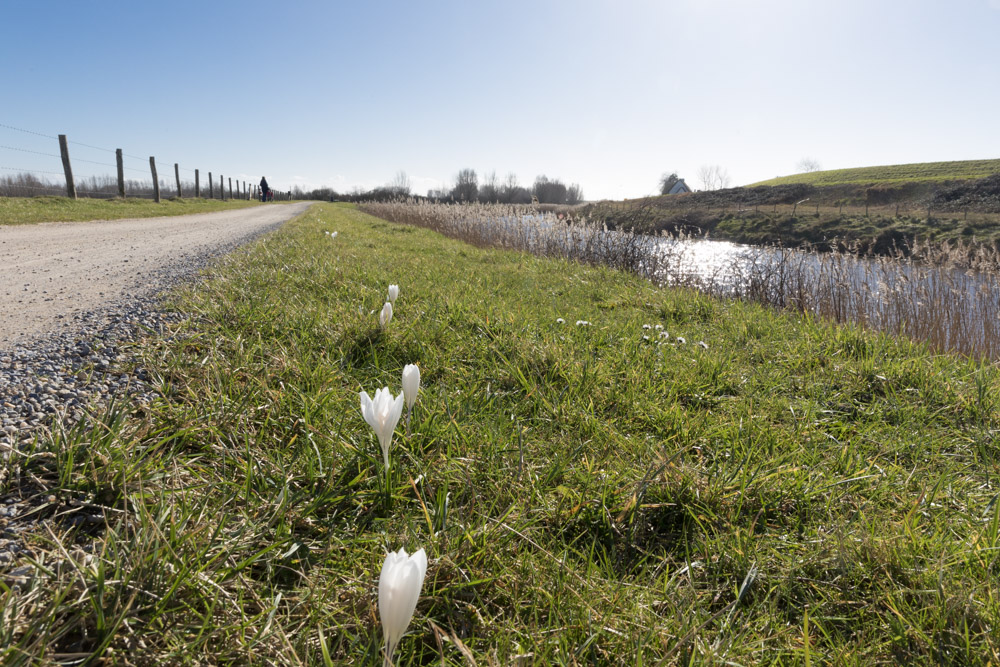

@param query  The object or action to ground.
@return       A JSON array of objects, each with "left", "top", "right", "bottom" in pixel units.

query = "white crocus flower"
[
  {"left": 380, "top": 302, "right": 393, "bottom": 329},
  {"left": 379, "top": 547, "right": 428, "bottom": 667},
  {"left": 402, "top": 364, "right": 420, "bottom": 412},
  {"left": 360, "top": 387, "right": 405, "bottom": 468},
  {"left": 387, "top": 284, "right": 399, "bottom": 304},
  {"left": 402, "top": 364, "right": 420, "bottom": 435}
]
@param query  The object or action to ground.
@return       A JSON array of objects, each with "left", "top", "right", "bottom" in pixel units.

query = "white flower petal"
[
  {"left": 402, "top": 364, "right": 420, "bottom": 410},
  {"left": 359, "top": 391, "right": 377, "bottom": 430}
]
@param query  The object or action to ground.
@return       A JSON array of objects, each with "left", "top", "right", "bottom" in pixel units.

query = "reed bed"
[{"left": 361, "top": 200, "right": 1000, "bottom": 359}]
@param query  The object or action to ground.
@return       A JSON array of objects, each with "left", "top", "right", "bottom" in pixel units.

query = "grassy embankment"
[
  {"left": 0, "top": 196, "right": 267, "bottom": 225},
  {"left": 4, "top": 203, "right": 1000, "bottom": 663},
  {"left": 750, "top": 159, "right": 1000, "bottom": 187},
  {"left": 586, "top": 159, "right": 1000, "bottom": 252}
]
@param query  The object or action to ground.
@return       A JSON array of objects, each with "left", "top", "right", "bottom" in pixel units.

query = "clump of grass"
[{"left": 2, "top": 203, "right": 1000, "bottom": 663}]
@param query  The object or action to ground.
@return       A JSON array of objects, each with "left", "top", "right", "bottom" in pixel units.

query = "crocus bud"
[
  {"left": 388, "top": 284, "right": 399, "bottom": 304},
  {"left": 380, "top": 302, "right": 393, "bottom": 329},
  {"left": 379, "top": 547, "right": 428, "bottom": 666},
  {"left": 402, "top": 364, "right": 420, "bottom": 411}
]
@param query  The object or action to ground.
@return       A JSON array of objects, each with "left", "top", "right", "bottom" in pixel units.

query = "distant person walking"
[{"left": 259, "top": 176, "right": 269, "bottom": 203}]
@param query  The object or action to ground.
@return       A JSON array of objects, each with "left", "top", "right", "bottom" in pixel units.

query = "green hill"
[{"left": 751, "top": 158, "right": 1000, "bottom": 187}]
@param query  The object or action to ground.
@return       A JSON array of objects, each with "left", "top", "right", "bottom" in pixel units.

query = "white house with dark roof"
[{"left": 665, "top": 178, "right": 691, "bottom": 194}]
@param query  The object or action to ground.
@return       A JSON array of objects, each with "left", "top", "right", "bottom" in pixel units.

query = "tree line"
[{"left": 292, "top": 169, "right": 584, "bottom": 205}]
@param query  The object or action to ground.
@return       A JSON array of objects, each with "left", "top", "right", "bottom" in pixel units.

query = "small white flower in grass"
[
  {"left": 380, "top": 302, "right": 393, "bottom": 329},
  {"left": 658, "top": 331, "right": 670, "bottom": 339},
  {"left": 379, "top": 547, "right": 428, "bottom": 667},
  {"left": 388, "top": 284, "right": 399, "bottom": 304},
  {"left": 360, "top": 387, "right": 405, "bottom": 468},
  {"left": 642, "top": 335, "right": 650, "bottom": 341},
  {"left": 698, "top": 341, "right": 709, "bottom": 350},
  {"left": 575, "top": 320, "right": 591, "bottom": 326},
  {"left": 655, "top": 324, "right": 663, "bottom": 330},
  {"left": 402, "top": 364, "right": 420, "bottom": 435},
  {"left": 642, "top": 324, "right": 652, "bottom": 330},
  {"left": 331, "top": 231, "right": 338, "bottom": 238},
  {"left": 676, "top": 336, "right": 686, "bottom": 345},
  {"left": 556, "top": 317, "right": 565, "bottom": 324}
]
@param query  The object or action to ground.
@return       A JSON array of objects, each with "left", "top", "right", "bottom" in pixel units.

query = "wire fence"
[{"left": 0, "top": 122, "right": 292, "bottom": 202}]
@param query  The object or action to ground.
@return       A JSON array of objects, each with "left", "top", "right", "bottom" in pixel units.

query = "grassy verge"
[
  {"left": 0, "top": 196, "right": 271, "bottom": 225},
  {"left": 3, "top": 203, "right": 1000, "bottom": 663},
  {"left": 750, "top": 158, "right": 1000, "bottom": 187}
]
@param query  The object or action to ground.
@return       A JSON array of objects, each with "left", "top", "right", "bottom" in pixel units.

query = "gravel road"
[
  {"left": 0, "top": 202, "right": 312, "bottom": 450},
  {"left": 1, "top": 202, "right": 312, "bottom": 345}
]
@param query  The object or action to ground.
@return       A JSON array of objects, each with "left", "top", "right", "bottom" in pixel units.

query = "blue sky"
[{"left": 3, "top": 0, "right": 999, "bottom": 200}]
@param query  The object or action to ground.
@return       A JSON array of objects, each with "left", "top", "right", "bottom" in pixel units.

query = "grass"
[
  {"left": 3, "top": 202, "right": 1000, "bottom": 663},
  {"left": 0, "top": 196, "right": 269, "bottom": 225},
  {"left": 361, "top": 200, "right": 1000, "bottom": 359},
  {"left": 750, "top": 158, "right": 1000, "bottom": 187}
]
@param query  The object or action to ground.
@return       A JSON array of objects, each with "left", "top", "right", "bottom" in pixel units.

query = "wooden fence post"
[
  {"left": 228, "top": 177, "right": 233, "bottom": 200},
  {"left": 58, "top": 134, "right": 77, "bottom": 199},
  {"left": 116, "top": 149, "right": 125, "bottom": 198},
  {"left": 220, "top": 174, "right": 224, "bottom": 201},
  {"left": 195, "top": 169, "right": 200, "bottom": 197},
  {"left": 174, "top": 163, "right": 182, "bottom": 198},
  {"left": 208, "top": 171, "right": 213, "bottom": 199},
  {"left": 150, "top": 157, "right": 160, "bottom": 203}
]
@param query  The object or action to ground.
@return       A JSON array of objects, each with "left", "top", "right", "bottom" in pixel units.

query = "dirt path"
[{"left": 0, "top": 202, "right": 312, "bottom": 345}]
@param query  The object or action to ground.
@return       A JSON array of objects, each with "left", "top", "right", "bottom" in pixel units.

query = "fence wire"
[{"left": 0, "top": 120, "right": 280, "bottom": 201}]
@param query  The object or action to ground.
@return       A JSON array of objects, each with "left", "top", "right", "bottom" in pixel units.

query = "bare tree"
[
  {"left": 532, "top": 175, "right": 568, "bottom": 204},
  {"left": 388, "top": 170, "right": 411, "bottom": 197},
  {"left": 796, "top": 157, "right": 822, "bottom": 173},
  {"left": 697, "top": 164, "right": 731, "bottom": 191},
  {"left": 499, "top": 172, "right": 518, "bottom": 203},
  {"left": 566, "top": 183, "right": 584, "bottom": 204},
  {"left": 451, "top": 168, "right": 478, "bottom": 202},
  {"left": 499, "top": 172, "right": 531, "bottom": 204},
  {"left": 479, "top": 170, "right": 499, "bottom": 203}
]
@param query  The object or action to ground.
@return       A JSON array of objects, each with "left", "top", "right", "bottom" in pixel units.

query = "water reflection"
[{"left": 653, "top": 237, "right": 1000, "bottom": 358}]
